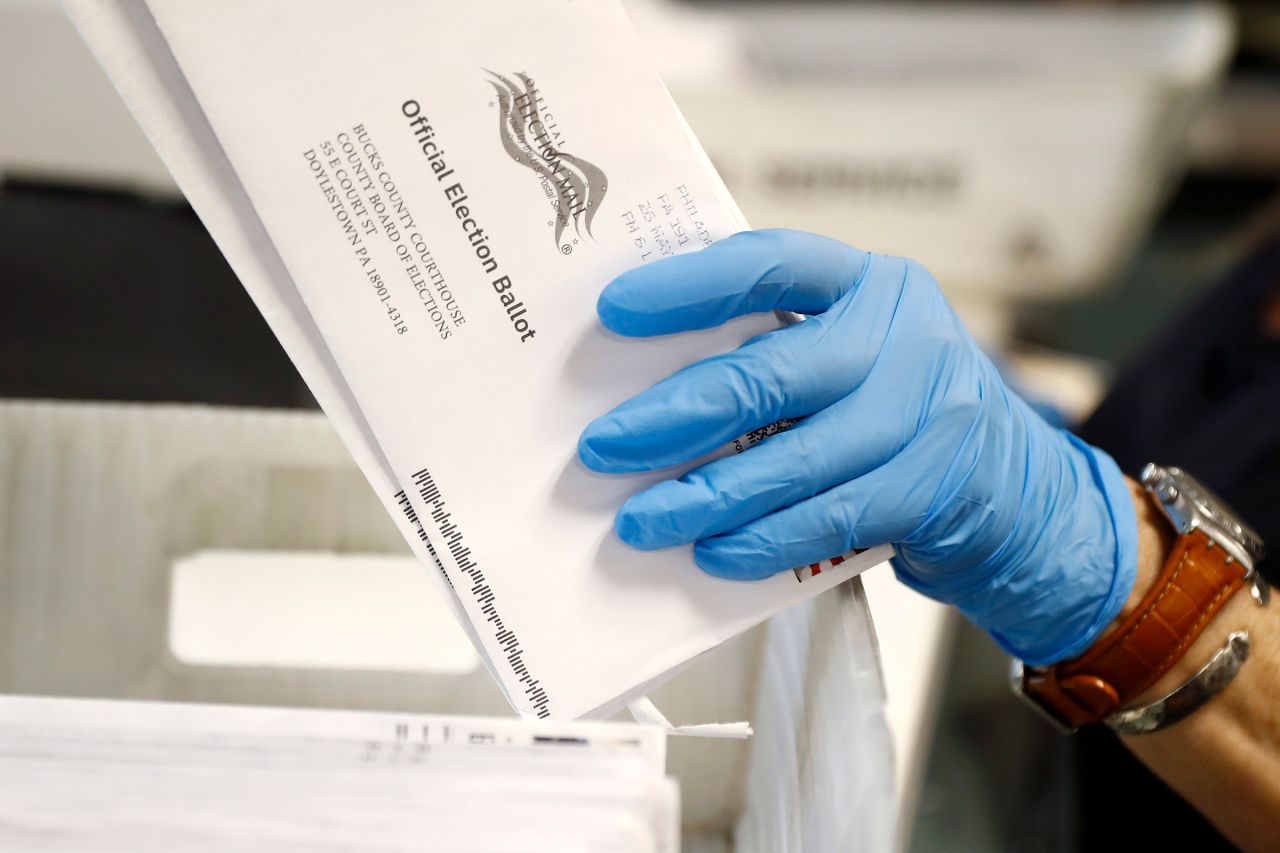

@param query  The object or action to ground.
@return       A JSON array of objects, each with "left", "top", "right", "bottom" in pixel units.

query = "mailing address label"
[{"left": 304, "top": 124, "right": 467, "bottom": 341}]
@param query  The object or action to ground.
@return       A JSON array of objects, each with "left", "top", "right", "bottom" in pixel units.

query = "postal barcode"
[
  {"left": 410, "top": 466, "right": 551, "bottom": 719},
  {"left": 395, "top": 490, "right": 454, "bottom": 589}
]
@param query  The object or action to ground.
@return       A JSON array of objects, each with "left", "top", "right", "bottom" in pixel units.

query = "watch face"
[{"left": 1172, "top": 468, "right": 1265, "bottom": 557}]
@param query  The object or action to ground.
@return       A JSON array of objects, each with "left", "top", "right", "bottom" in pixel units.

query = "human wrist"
[
  {"left": 1014, "top": 462, "right": 1269, "bottom": 737},
  {"left": 1116, "top": 477, "right": 1255, "bottom": 709},
  {"left": 1059, "top": 474, "right": 1255, "bottom": 712},
  {"left": 1111, "top": 477, "right": 1176, "bottom": 628}
]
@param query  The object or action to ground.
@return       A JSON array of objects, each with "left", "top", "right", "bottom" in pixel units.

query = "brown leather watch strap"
[{"left": 1022, "top": 527, "right": 1247, "bottom": 729}]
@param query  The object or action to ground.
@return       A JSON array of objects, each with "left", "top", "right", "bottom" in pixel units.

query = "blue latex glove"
[{"left": 578, "top": 229, "right": 1137, "bottom": 665}]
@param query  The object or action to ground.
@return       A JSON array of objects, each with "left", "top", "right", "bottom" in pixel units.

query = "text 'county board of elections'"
[{"left": 66, "top": 0, "right": 892, "bottom": 721}]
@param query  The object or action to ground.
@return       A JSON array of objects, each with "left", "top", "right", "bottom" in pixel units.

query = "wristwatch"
[{"left": 1012, "top": 463, "right": 1268, "bottom": 734}]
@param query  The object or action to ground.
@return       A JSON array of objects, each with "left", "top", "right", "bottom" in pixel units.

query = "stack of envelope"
[{"left": 0, "top": 695, "right": 679, "bottom": 852}]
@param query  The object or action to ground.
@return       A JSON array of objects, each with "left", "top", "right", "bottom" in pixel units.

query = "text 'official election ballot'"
[{"left": 67, "top": 0, "right": 891, "bottom": 720}]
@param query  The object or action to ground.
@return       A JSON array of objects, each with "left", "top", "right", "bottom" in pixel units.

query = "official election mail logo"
[{"left": 487, "top": 71, "right": 608, "bottom": 254}]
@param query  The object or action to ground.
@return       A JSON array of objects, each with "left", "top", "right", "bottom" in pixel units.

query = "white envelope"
[{"left": 66, "top": 0, "right": 891, "bottom": 721}]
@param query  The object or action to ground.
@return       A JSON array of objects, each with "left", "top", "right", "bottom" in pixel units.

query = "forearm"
[{"left": 1114, "top": 478, "right": 1280, "bottom": 852}]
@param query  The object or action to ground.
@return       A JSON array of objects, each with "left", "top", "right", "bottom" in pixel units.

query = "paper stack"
[
  {"left": 0, "top": 695, "right": 678, "bottom": 852},
  {"left": 65, "top": 0, "right": 891, "bottom": 722}
]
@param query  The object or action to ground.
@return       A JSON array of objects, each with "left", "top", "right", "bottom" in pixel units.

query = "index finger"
[{"left": 597, "top": 228, "right": 870, "bottom": 337}]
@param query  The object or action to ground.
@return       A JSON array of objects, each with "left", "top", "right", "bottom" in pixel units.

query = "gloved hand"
[{"left": 578, "top": 229, "right": 1137, "bottom": 665}]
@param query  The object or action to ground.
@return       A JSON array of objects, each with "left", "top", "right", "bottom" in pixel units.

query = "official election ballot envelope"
[{"left": 68, "top": 0, "right": 892, "bottom": 721}]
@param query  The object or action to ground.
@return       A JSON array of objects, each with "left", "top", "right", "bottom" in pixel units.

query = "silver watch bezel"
[
  {"left": 1140, "top": 463, "right": 1269, "bottom": 605},
  {"left": 1140, "top": 463, "right": 1264, "bottom": 569}
]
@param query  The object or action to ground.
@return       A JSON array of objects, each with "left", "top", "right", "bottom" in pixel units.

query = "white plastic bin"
[{"left": 0, "top": 400, "right": 896, "bottom": 851}]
